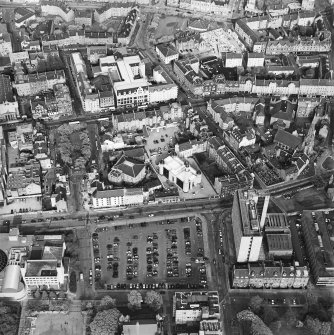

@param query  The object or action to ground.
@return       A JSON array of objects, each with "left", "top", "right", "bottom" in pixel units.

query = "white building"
[
  {"left": 41, "top": 4, "right": 75, "bottom": 22},
  {"left": 21, "top": 235, "right": 66, "bottom": 291},
  {"left": 232, "top": 189, "right": 270, "bottom": 263},
  {"left": 92, "top": 188, "right": 144, "bottom": 208},
  {"left": 159, "top": 156, "right": 202, "bottom": 193},
  {"left": 247, "top": 52, "right": 264, "bottom": 68},
  {"left": 99, "top": 55, "right": 150, "bottom": 108},
  {"left": 225, "top": 53, "right": 243, "bottom": 68},
  {"left": 0, "top": 24, "right": 13, "bottom": 56},
  {"left": 175, "top": 140, "right": 206, "bottom": 159},
  {"left": 155, "top": 44, "right": 179, "bottom": 64}
]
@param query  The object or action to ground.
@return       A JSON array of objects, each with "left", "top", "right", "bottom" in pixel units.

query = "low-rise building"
[
  {"left": 92, "top": 188, "right": 144, "bottom": 208},
  {"left": 174, "top": 291, "right": 221, "bottom": 330},
  {"left": 274, "top": 129, "right": 302, "bottom": 153},
  {"left": 108, "top": 154, "right": 146, "bottom": 185},
  {"left": 159, "top": 156, "right": 202, "bottom": 193},
  {"left": 155, "top": 44, "right": 179, "bottom": 64},
  {"left": 175, "top": 140, "right": 206, "bottom": 158}
]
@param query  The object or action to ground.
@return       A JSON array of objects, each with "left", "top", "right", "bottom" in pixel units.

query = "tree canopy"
[
  {"left": 237, "top": 310, "right": 273, "bottom": 335},
  {"left": 127, "top": 290, "right": 142, "bottom": 310},
  {"left": 145, "top": 290, "right": 163, "bottom": 311},
  {"left": 90, "top": 308, "right": 121, "bottom": 335}
]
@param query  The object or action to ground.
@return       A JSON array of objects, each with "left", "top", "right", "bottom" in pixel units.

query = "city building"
[
  {"left": 247, "top": 52, "right": 264, "bottom": 68},
  {"left": 173, "top": 291, "right": 221, "bottom": 332},
  {"left": 301, "top": 211, "right": 334, "bottom": 286},
  {"left": 41, "top": 3, "right": 75, "bottom": 22},
  {"left": 14, "top": 70, "right": 66, "bottom": 96},
  {"left": 0, "top": 23, "right": 13, "bottom": 56},
  {"left": 223, "top": 126, "right": 256, "bottom": 151},
  {"left": 234, "top": 19, "right": 259, "bottom": 49},
  {"left": 97, "top": 55, "right": 149, "bottom": 108},
  {"left": 159, "top": 156, "right": 202, "bottom": 193},
  {"left": 21, "top": 235, "right": 66, "bottom": 291},
  {"left": 225, "top": 53, "right": 243, "bottom": 68},
  {"left": 149, "top": 66, "right": 178, "bottom": 104},
  {"left": 108, "top": 154, "right": 146, "bottom": 185},
  {"left": 117, "top": 7, "right": 139, "bottom": 45},
  {"left": 123, "top": 321, "right": 159, "bottom": 335},
  {"left": 14, "top": 7, "right": 36, "bottom": 28},
  {"left": 92, "top": 188, "right": 144, "bottom": 208},
  {"left": 0, "top": 75, "right": 19, "bottom": 122},
  {"left": 175, "top": 140, "right": 206, "bottom": 159},
  {"left": 94, "top": 2, "right": 134, "bottom": 23},
  {"left": 87, "top": 45, "right": 107, "bottom": 64},
  {"left": 274, "top": 129, "right": 302, "bottom": 153},
  {"left": 155, "top": 44, "right": 179, "bottom": 64},
  {"left": 232, "top": 262, "right": 309, "bottom": 288},
  {"left": 232, "top": 189, "right": 271, "bottom": 263},
  {"left": 74, "top": 10, "right": 93, "bottom": 26}
]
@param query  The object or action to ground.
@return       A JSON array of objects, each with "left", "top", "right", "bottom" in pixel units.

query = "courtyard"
[
  {"left": 154, "top": 15, "right": 188, "bottom": 39},
  {"left": 33, "top": 310, "right": 85, "bottom": 335}
]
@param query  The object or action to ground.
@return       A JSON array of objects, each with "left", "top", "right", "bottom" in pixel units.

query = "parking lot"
[
  {"left": 91, "top": 216, "right": 209, "bottom": 289},
  {"left": 144, "top": 125, "right": 178, "bottom": 163}
]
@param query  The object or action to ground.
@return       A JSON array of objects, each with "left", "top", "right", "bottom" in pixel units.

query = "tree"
[
  {"left": 237, "top": 310, "right": 273, "bottom": 335},
  {"left": 41, "top": 290, "right": 49, "bottom": 300},
  {"left": 262, "top": 306, "right": 278, "bottom": 326},
  {"left": 127, "top": 290, "right": 142, "bottom": 310},
  {"left": 145, "top": 290, "right": 163, "bottom": 311},
  {"left": 99, "top": 296, "right": 117, "bottom": 311},
  {"left": 90, "top": 308, "right": 121, "bottom": 335},
  {"left": 249, "top": 295, "right": 264, "bottom": 314},
  {"left": 305, "top": 315, "right": 331, "bottom": 335},
  {"left": 49, "top": 291, "right": 57, "bottom": 300},
  {"left": 284, "top": 307, "right": 297, "bottom": 328},
  {"left": 58, "top": 291, "right": 66, "bottom": 299},
  {"left": 33, "top": 290, "right": 41, "bottom": 299}
]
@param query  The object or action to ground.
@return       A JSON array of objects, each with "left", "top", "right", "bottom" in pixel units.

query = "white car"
[{"left": 148, "top": 214, "right": 155, "bottom": 217}]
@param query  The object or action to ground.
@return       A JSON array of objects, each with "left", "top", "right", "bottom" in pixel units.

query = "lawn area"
[
  {"left": 193, "top": 152, "right": 225, "bottom": 183},
  {"left": 155, "top": 16, "right": 188, "bottom": 39},
  {"left": 322, "top": 156, "right": 334, "bottom": 171},
  {"left": 34, "top": 311, "right": 85, "bottom": 335}
]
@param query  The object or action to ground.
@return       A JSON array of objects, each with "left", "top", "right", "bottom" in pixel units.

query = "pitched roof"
[
  {"left": 274, "top": 129, "right": 301, "bottom": 150},
  {"left": 113, "top": 155, "right": 145, "bottom": 178},
  {"left": 156, "top": 44, "right": 178, "bottom": 58}
]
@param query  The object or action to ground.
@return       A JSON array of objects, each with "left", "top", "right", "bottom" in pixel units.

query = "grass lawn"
[
  {"left": 34, "top": 311, "right": 84, "bottom": 335},
  {"left": 155, "top": 16, "right": 188, "bottom": 39}
]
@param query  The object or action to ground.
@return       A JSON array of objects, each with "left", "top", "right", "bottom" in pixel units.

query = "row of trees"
[
  {"left": 0, "top": 301, "right": 20, "bottom": 335},
  {"left": 244, "top": 295, "right": 334, "bottom": 335},
  {"left": 127, "top": 290, "right": 163, "bottom": 311}
]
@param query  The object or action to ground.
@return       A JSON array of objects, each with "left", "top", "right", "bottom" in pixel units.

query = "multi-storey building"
[
  {"left": 14, "top": 70, "right": 66, "bottom": 96},
  {"left": 41, "top": 3, "right": 75, "bottom": 22},
  {"left": 94, "top": 2, "right": 134, "bottom": 23},
  {"left": 247, "top": 52, "right": 264, "bottom": 68},
  {"left": 21, "top": 235, "right": 66, "bottom": 290},
  {"left": 234, "top": 19, "right": 259, "bottom": 49},
  {"left": 223, "top": 126, "right": 256, "bottom": 151},
  {"left": 92, "top": 188, "right": 144, "bottom": 208},
  {"left": 87, "top": 45, "right": 107, "bottom": 64},
  {"left": 175, "top": 140, "right": 206, "bottom": 159},
  {"left": 232, "top": 189, "right": 271, "bottom": 263},
  {"left": 155, "top": 44, "right": 179, "bottom": 64},
  {"left": 149, "top": 66, "right": 178, "bottom": 104},
  {"left": 301, "top": 211, "right": 334, "bottom": 286},
  {"left": 232, "top": 262, "right": 309, "bottom": 289},
  {"left": 225, "top": 53, "right": 243, "bottom": 68},
  {"left": 74, "top": 9, "right": 93, "bottom": 26},
  {"left": 42, "top": 30, "right": 114, "bottom": 47},
  {"left": 0, "top": 23, "right": 13, "bottom": 56},
  {"left": 174, "top": 291, "right": 221, "bottom": 330},
  {"left": 117, "top": 8, "right": 139, "bottom": 45},
  {"left": 0, "top": 75, "right": 19, "bottom": 122}
]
